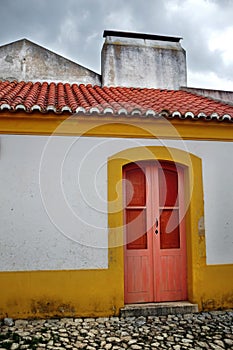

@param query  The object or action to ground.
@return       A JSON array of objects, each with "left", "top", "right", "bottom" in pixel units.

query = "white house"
[{"left": 0, "top": 31, "right": 232, "bottom": 319}]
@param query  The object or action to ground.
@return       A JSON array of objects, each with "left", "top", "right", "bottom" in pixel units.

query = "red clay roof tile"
[{"left": 0, "top": 80, "right": 233, "bottom": 121}]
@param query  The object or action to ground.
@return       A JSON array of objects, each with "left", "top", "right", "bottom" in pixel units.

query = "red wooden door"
[{"left": 123, "top": 161, "right": 187, "bottom": 304}]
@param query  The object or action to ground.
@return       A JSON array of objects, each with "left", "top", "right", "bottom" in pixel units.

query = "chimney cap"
[{"left": 103, "top": 30, "right": 182, "bottom": 42}]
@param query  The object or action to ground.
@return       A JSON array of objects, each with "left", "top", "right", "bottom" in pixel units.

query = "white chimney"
[{"left": 101, "top": 30, "right": 187, "bottom": 90}]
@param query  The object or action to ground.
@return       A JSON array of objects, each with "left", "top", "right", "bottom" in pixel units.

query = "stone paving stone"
[{"left": 0, "top": 310, "right": 232, "bottom": 349}]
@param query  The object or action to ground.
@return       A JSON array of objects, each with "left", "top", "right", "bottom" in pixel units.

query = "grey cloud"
[{"left": 1, "top": 0, "right": 233, "bottom": 87}]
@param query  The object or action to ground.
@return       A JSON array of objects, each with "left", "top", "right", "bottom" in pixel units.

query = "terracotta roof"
[{"left": 0, "top": 80, "right": 233, "bottom": 122}]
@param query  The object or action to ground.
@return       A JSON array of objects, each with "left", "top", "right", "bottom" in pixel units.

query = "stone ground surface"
[{"left": 0, "top": 310, "right": 233, "bottom": 349}]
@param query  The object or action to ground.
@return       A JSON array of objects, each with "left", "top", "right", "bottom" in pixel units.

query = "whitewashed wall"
[{"left": 0, "top": 134, "right": 233, "bottom": 271}]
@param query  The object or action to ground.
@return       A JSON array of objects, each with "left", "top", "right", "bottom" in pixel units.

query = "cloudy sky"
[{"left": 1, "top": 0, "right": 233, "bottom": 90}]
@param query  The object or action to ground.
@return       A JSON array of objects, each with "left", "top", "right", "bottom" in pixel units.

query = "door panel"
[
  {"left": 124, "top": 163, "right": 153, "bottom": 303},
  {"left": 126, "top": 209, "right": 147, "bottom": 249},
  {"left": 159, "top": 163, "right": 179, "bottom": 207},
  {"left": 128, "top": 255, "right": 149, "bottom": 292},
  {"left": 124, "top": 161, "right": 187, "bottom": 304},
  {"left": 160, "top": 209, "right": 180, "bottom": 249},
  {"left": 158, "top": 254, "right": 184, "bottom": 300},
  {"left": 125, "top": 165, "right": 146, "bottom": 206}
]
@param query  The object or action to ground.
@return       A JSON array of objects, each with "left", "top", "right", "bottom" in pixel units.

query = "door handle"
[{"left": 155, "top": 218, "right": 158, "bottom": 234}]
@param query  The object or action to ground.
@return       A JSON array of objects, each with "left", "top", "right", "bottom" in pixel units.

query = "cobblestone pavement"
[{"left": 0, "top": 310, "right": 233, "bottom": 349}]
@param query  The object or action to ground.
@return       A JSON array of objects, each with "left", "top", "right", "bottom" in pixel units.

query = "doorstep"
[{"left": 120, "top": 301, "right": 198, "bottom": 317}]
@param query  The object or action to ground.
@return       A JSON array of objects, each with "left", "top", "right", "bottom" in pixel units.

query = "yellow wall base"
[
  {"left": 196, "top": 264, "right": 233, "bottom": 311},
  {"left": 0, "top": 264, "right": 232, "bottom": 319},
  {"left": 0, "top": 270, "right": 123, "bottom": 319}
]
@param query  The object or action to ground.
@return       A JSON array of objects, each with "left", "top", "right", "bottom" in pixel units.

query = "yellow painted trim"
[
  {"left": 108, "top": 146, "right": 233, "bottom": 311},
  {"left": 200, "top": 264, "right": 233, "bottom": 310},
  {"left": 1, "top": 112, "right": 233, "bottom": 141},
  {"left": 0, "top": 268, "right": 123, "bottom": 319}
]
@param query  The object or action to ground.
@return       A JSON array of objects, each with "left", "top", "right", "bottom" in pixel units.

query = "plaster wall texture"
[
  {"left": 101, "top": 36, "right": 187, "bottom": 89},
  {"left": 0, "top": 135, "right": 232, "bottom": 271},
  {"left": 181, "top": 86, "right": 233, "bottom": 105},
  {"left": 0, "top": 39, "right": 101, "bottom": 85}
]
